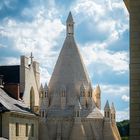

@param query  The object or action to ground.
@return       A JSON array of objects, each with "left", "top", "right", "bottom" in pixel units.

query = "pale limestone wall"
[
  {"left": 43, "top": 118, "right": 104, "bottom": 140},
  {"left": 103, "top": 120, "right": 121, "bottom": 140},
  {"left": 2, "top": 112, "right": 38, "bottom": 140},
  {"left": 2, "top": 113, "right": 9, "bottom": 139},
  {"left": 20, "top": 56, "right": 40, "bottom": 108}
]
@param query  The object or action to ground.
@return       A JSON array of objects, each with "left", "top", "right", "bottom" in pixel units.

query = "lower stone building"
[
  {"left": 0, "top": 54, "right": 40, "bottom": 140},
  {"left": 0, "top": 87, "right": 38, "bottom": 140}
]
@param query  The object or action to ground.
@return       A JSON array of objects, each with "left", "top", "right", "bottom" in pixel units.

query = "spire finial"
[
  {"left": 66, "top": 11, "right": 74, "bottom": 23},
  {"left": 30, "top": 52, "right": 34, "bottom": 63},
  {"left": 66, "top": 11, "right": 74, "bottom": 36}
]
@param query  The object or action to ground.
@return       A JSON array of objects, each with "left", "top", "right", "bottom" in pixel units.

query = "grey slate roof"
[
  {"left": 0, "top": 138, "right": 8, "bottom": 140},
  {"left": 0, "top": 88, "right": 31, "bottom": 114},
  {"left": 0, "top": 65, "right": 20, "bottom": 84}
]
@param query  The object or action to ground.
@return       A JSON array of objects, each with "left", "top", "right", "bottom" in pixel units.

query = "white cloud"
[
  {"left": 81, "top": 43, "right": 129, "bottom": 74},
  {"left": 0, "top": 8, "right": 65, "bottom": 83},
  {"left": 100, "top": 84, "right": 129, "bottom": 96},
  {"left": 122, "top": 95, "right": 129, "bottom": 102},
  {"left": 73, "top": 0, "right": 129, "bottom": 46},
  {"left": 73, "top": 0, "right": 105, "bottom": 22},
  {"left": 0, "top": 43, "right": 6, "bottom": 48},
  {"left": 116, "top": 110, "right": 129, "bottom": 121}
]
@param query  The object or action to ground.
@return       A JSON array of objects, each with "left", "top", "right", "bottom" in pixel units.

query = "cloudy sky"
[{"left": 0, "top": 0, "right": 129, "bottom": 121}]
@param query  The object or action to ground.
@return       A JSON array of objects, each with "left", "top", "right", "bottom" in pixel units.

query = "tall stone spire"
[
  {"left": 66, "top": 11, "right": 74, "bottom": 36},
  {"left": 48, "top": 12, "right": 90, "bottom": 107}
]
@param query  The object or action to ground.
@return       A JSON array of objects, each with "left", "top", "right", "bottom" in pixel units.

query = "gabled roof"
[
  {"left": 0, "top": 88, "right": 32, "bottom": 114},
  {"left": 0, "top": 65, "right": 20, "bottom": 84}
]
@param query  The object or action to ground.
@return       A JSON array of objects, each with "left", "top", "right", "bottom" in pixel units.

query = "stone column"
[{"left": 124, "top": 0, "right": 140, "bottom": 139}]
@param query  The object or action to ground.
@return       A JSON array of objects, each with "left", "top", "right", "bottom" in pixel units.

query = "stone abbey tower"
[{"left": 39, "top": 12, "right": 121, "bottom": 140}]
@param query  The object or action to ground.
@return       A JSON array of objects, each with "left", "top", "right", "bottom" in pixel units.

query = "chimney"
[{"left": 0, "top": 75, "right": 4, "bottom": 88}]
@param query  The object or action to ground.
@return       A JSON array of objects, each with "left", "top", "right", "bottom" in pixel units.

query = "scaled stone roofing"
[{"left": 0, "top": 65, "right": 20, "bottom": 84}]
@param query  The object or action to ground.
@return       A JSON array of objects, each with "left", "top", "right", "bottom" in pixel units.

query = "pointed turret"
[
  {"left": 44, "top": 83, "right": 49, "bottom": 107},
  {"left": 66, "top": 11, "right": 74, "bottom": 36},
  {"left": 104, "top": 100, "right": 111, "bottom": 121},
  {"left": 39, "top": 84, "right": 45, "bottom": 118},
  {"left": 39, "top": 84, "right": 44, "bottom": 99},
  {"left": 96, "top": 85, "right": 101, "bottom": 93},
  {"left": 44, "top": 83, "right": 49, "bottom": 98},
  {"left": 74, "top": 99, "right": 82, "bottom": 118},
  {"left": 80, "top": 83, "right": 87, "bottom": 108},
  {"left": 103, "top": 101, "right": 121, "bottom": 140},
  {"left": 111, "top": 102, "right": 116, "bottom": 123},
  {"left": 111, "top": 102, "right": 115, "bottom": 111},
  {"left": 104, "top": 100, "right": 110, "bottom": 109},
  {"left": 80, "top": 83, "right": 86, "bottom": 97},
  {"left": 66, "top": 12, "right": 74, "bottom": 23},
  {"left": 74, "top": 99, "right": 82, "bottom": 111},
  {"left": 49, "top": 12, "right": 91, "bottom": 107},
  {"left": 44, "top": 83, "right": 48, "bottom": 92},
  {"left": 94, "top": 85, "right": 101, "bottom": 109}
]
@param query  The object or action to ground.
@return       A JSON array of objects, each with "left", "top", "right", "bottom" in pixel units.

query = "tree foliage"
[{"left": 117, "top": 120, "right": 129, "bottom": 138}]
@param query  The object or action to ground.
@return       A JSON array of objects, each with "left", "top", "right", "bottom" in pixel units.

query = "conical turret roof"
[
  {"left": 104, "top": 100, "right": 110, "bottom": 110},
  {"left": 44, "top": 83, "right": 48, "bottom": 91},
  {"left": 40, "top": 83, "right": 43, "bottom": 91},
  {"left": 66, "top": 11, "right": 74, "bottom": 23},
  {"left": 95, "top": 85, "right": 101, "bottom": 94},
  {"left": 48, "top": 12, "right": 91, "bottom": 106},
  {"left": 111, "top": 102, "right": 115, "bottom": 112}
]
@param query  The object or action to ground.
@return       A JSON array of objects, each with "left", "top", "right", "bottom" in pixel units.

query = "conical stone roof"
[
  {"left": 66, "top": 11, "right": 74, "bottom": 23},
  {"left": 48, "top": 12, "right": 91, "bottom": 106},
  {"left": 104, "top": 100, "right": 110, "bottom": 110}
]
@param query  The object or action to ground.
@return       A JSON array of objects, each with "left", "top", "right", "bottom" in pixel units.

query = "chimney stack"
[{"left": 0, "top": 75, "right": 4, "bottom": 88}]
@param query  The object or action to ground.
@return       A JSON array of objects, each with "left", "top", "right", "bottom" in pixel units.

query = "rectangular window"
[
  {"left": 25, "top": 123, "right": 28, "bottom": 137},
  {"left": 15, "top": 123, "right": 19, "bottom": 136},
  {"left": 107, "top": 112, "right": 109, "bottom": 118},
  {"left": 31, "top": 124, "right": 34, "bottom": 137}
]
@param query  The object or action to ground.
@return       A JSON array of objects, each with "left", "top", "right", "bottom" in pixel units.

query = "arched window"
[
  {"left": 30, "top": 87, "right": 35, "bottom": 111},
  {"left": 45, "top": 92, "right": 47, "bottom": 98},
  {"left": 107, "top": 111, "right": 110, "bottom": 118}
]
